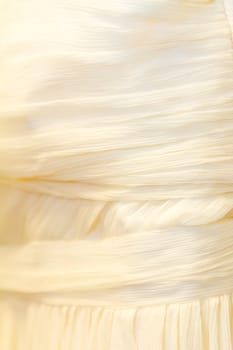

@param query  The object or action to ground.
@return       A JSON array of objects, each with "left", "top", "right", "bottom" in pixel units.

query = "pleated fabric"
[
  {"left": 1, "top": 0, "right": 233, "bottom": 348},
  {"left": 0, "top": 294, "right": 233, "bottom": 350}
]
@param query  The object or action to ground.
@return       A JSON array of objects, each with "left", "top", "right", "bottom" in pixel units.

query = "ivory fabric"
[{"left": 0, "top": 0, "right": 233, "bottom": 348}]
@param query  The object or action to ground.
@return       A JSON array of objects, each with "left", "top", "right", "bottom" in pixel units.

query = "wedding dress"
[{"left": 0, "top": 0, "right": 233, "bottom": 348}]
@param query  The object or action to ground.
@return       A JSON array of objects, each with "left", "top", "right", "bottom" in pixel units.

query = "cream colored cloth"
[{"left": 0, "top": 0, "right": 233, "bottom": 348}]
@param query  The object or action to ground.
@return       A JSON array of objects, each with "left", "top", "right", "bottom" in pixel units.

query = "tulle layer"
[{"left": 0, "top": 293, "right": 232, "bottom": 350}]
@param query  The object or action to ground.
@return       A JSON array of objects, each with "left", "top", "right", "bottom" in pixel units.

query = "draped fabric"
[{"left": 0, "top": 0, "right": 233, "bottom": 348}]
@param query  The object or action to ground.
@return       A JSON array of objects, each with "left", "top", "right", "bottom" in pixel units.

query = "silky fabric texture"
[{"left": 0, "top": 0, "right": 233, "bottom": 349}]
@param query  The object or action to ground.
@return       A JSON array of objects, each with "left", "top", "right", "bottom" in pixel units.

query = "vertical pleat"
[
  {"left": 60, "top": 306, "right": 77, "bottom": 350},
  {"left": 164, "top": 304, "right": 179, "bottom": 350},
  {"left": 135, "top": 305, "right": 166, "bottom": 350},
  {"left": 219, "top": 295, "right": 233, "bottom": 350},
  {"left": 0, "top": 297, "right": 16, "bottom": 350},
  {"left": 26, "top": 303, "right": 57, "bottom": 350},
  {"left": 87, "top": 307, "right": 109, "bottom": 350},
  {"left": 70, "top": 306, "right": 92, "bottom": 349},
  {"left": 89, "top": 308, "right": 115, "bottom": 350},
  {"left": 202, "top": 296, "right": 220, "bottom": 350},
  {"left": 179, "top": 301, "right": 203, "bottom": 350},
  {"left": 109, "top": 308, "right": 138, "bottom": 350}
]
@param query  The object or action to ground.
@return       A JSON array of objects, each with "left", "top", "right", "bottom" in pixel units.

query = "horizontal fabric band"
[
  {"left": 2, "top": 179, "right": 233, "bottom": 202},
  {"left": 1, "top": 219, "right": 233, "bottom": 305}
]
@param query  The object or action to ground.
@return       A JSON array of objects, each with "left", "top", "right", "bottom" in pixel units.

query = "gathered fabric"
[{"left": 0, "top": 0, "right": 233, "bottom": 348}]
